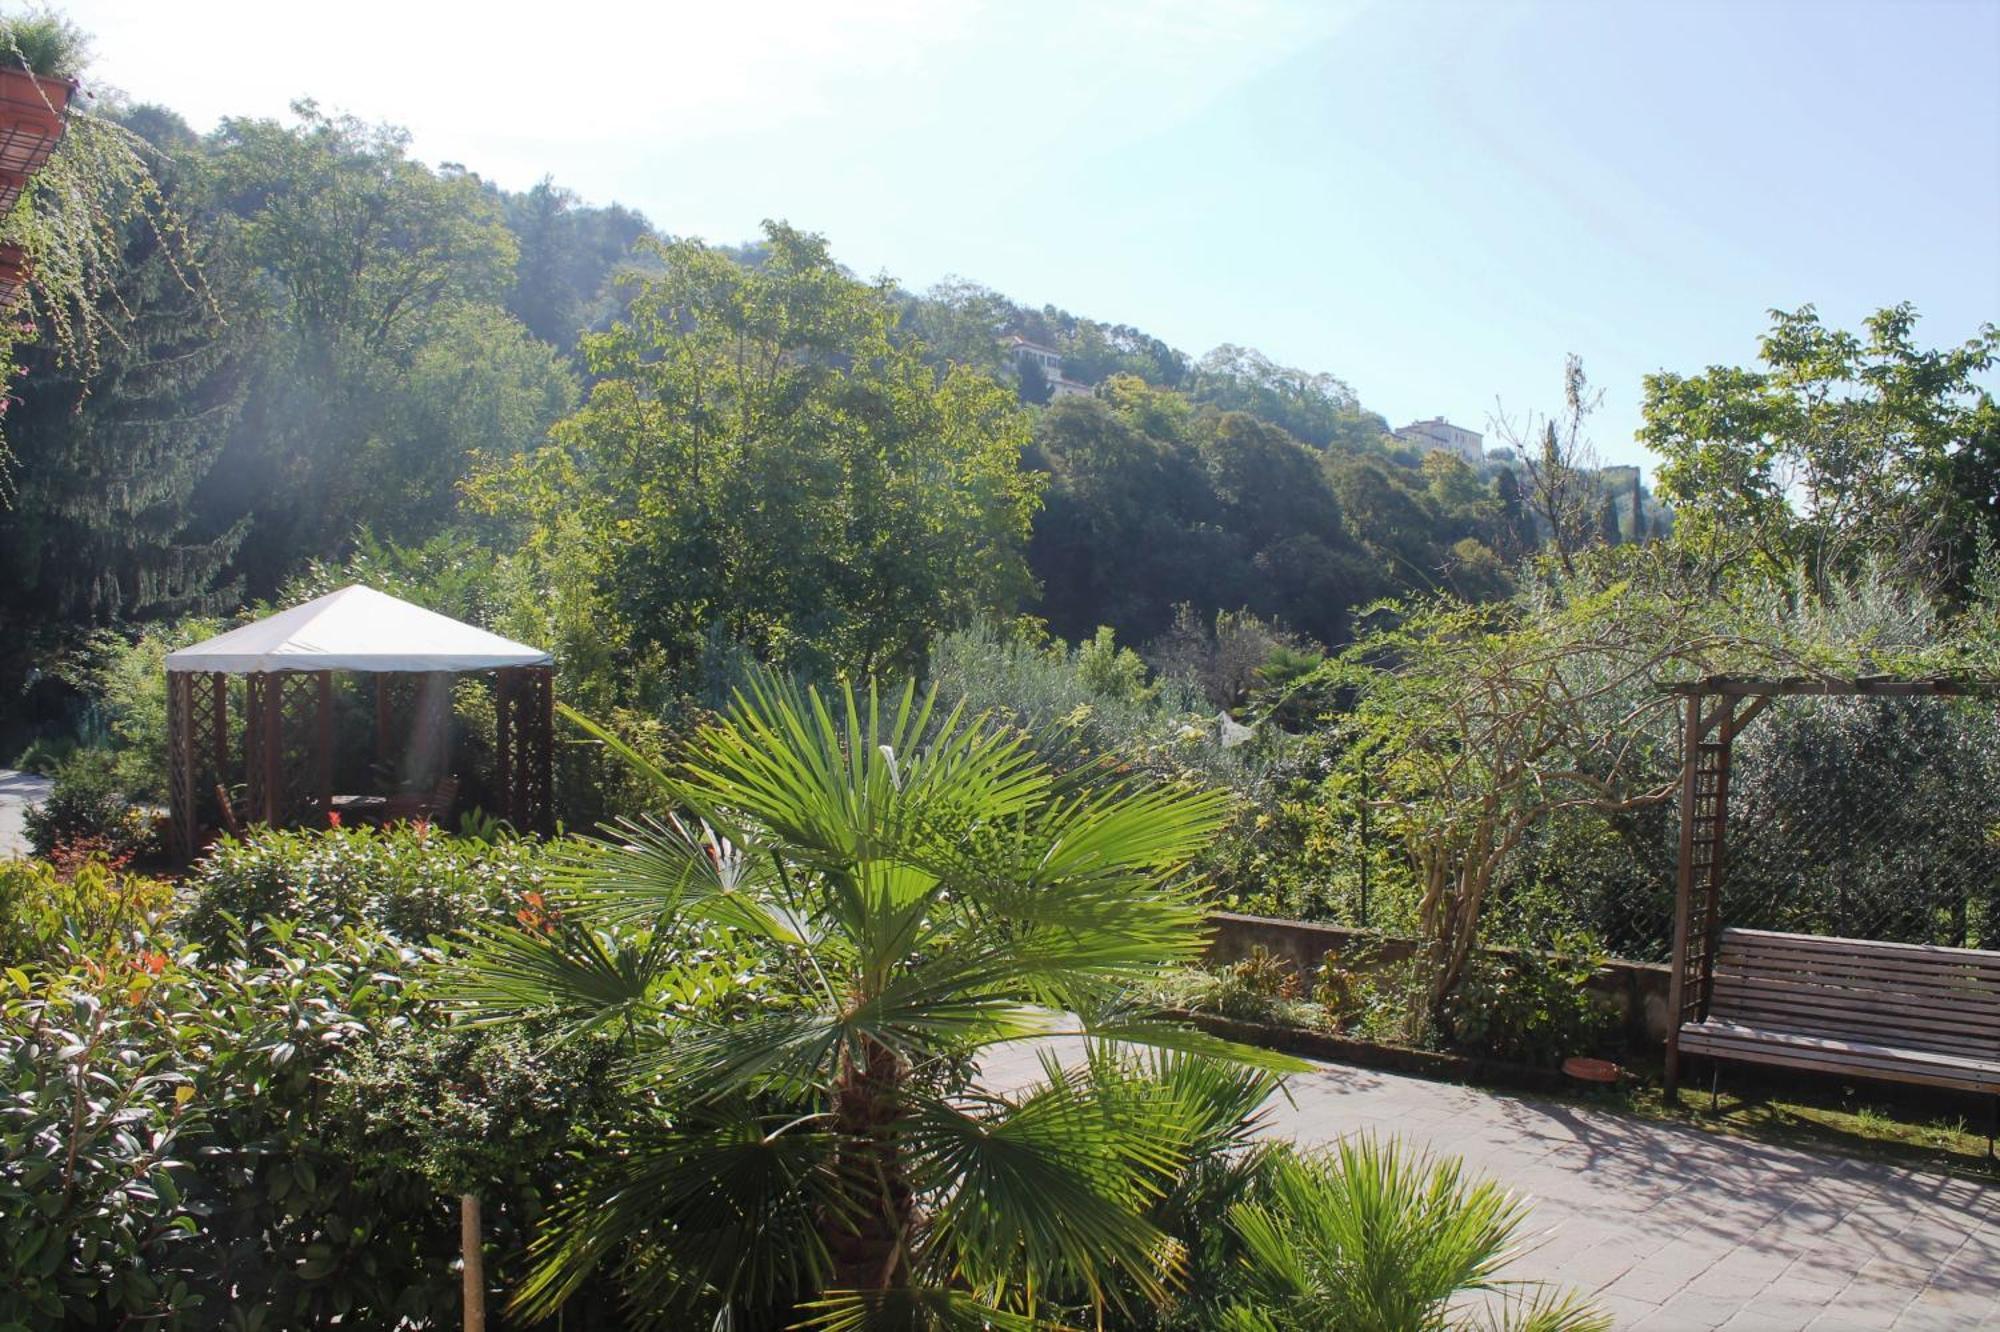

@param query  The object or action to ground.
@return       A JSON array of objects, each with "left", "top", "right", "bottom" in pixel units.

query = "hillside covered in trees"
[{"left": 0, "top": 97, "right": 1667, "bottom": 734}]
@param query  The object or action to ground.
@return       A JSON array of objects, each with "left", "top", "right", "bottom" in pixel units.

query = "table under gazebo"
[{"left": 163, "top": 585, "right": 555, "bottom": 858}]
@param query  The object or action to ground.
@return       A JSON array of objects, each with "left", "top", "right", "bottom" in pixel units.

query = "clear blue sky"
[{"left": 62, "top": 0, "right": 2000, "bottom": 471}]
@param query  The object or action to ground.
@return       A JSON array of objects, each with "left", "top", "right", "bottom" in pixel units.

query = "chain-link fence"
[
  {"left": 1484, "top": 692, "right": 2000, "bottom": 962},
  {"left": 1717, "top": 693, "right": 2000, "bottom": 952}
]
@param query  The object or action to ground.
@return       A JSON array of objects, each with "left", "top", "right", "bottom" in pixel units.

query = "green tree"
[
  {"left": 902, "top": 277, "right": 1012, "bottom": 378},
  {"left": 201, "top": 103, "right": 524, "bottom": 583},
  {"left": 1075, "top": 624, "right": 1154, "bottom": 703},
  {"left": 504, "top": 176, "right": 652, "bottom": 350},
  {"left": 1642, "top": 304, "right": 1999, "bottom": 595},
  {"left": 451, "top": 676, "right": 1279, "bottom": 1325},
  {"left": 1189, "top": 344, "right": 1388, "bottom": 451},
  {"left": 1029, "top": 391, "right": 1223, "bottom": 643},
  {"left": 488, "top": 222, "right": 1041, "bottom": 682},
  {"left": 1597, "top": 493, "right": 1621, "bottom": 547},
  {"left": 0, "top": 140, "right": 247, "bottom": 693}
]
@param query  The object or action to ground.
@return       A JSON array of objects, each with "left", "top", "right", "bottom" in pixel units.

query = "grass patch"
[{"left": 1580, "top": 1075, "right": 1998, "bottom": 1182}]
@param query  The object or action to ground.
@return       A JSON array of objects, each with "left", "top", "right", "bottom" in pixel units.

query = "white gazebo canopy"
[{"left": 166, "top": 585, "right": 552, "bottom": 674}]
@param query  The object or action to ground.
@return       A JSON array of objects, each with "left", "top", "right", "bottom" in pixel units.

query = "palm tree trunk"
[{"left": 827, "top": 1037, "right": 912, "bottom": 1291}]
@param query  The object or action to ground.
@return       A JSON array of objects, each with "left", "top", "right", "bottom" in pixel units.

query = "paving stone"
[
  {"left": 983, "top": 1037, "right": 2000, "bottom": 1328},
  {"left": 1638, "top": 1290, "right": 1750, "bottom": 1328}
]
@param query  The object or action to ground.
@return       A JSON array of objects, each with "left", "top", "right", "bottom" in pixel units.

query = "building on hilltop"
[
  {"left": 1005, "top": 334, "right": 1093, "bottom": 400},
  {"left": 1393, "top": 417, "right": 1485, "bottom": 464}
]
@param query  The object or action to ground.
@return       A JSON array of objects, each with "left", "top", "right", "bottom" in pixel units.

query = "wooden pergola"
[
  {"left": 164, "top": 586, "right": 555, "bottom": 858},
  {"left": 1662, "top": 674, "right": 1999, "bottom": 1100}
]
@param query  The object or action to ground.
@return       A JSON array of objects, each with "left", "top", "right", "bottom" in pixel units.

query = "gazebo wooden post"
[
  {"left": 494, "top": 665, "right": 555, "bottom": 836},
  {"left": 209, "top": 672, "right": 230, "bottom": 779},
  {"left": 495, "top": 669, "right": 515, "bottom": 824},
  {"left": 374, "top": 674, "right": 394, "bottom": 771},
  {"left": 528, "top": 665, "right": 553, "bottom": 835},
  {"left": 314, "top": 670, "right": 334, "bottom": 821},
  {"left": 166, "top": 670, "right": 196, "bottom": 861},
  {"left": 243, "top": 672, "right": 285, "bottom": 827}
]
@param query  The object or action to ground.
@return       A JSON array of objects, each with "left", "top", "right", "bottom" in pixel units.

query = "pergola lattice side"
[
  {"left": 1661, "top": 674, "right": 1998, "bottom": 1100},
  {"left": 167, "top": 670, "right": 234, "bottom": 860},
  {"left": 496, "top": 665, "right": 555, "bottom": 836}
]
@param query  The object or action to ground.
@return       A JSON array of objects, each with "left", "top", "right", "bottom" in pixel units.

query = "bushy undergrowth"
[
  {"left": 0, "top": 826, "right": 651, "bottom": 1330},
  {"left": 928, "top": 620, "right": 1272, "bottom": 788},
  {"left": 22, "top": 747, "right": 158, "bottom": 862},
  {"left": 1152, "top": 939, "right": 1619, "bottom": 1069},
  {"left": 178, "top": 823, "right": 559, "bottom": 953},
  {"left": 0, "top": 853, "right": 172, "bottom": 967}
]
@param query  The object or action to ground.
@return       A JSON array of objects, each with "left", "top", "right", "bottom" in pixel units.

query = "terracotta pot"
[
  {"left": 0, "top": 67, "right": 72, "bottom": 178},
  {"left": 1562, "top": 1055, "right": 1622, "bottom": 1084}
]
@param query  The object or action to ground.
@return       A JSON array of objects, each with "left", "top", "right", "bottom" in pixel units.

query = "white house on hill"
[
  {"left": 1393, "top": 417, "right": 1484, "bottom": 464},
  {"left": 1005, "top": 334, "right": 1092, "bottom": 400}
]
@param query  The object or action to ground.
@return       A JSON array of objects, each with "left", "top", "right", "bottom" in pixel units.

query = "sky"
[{"left": 57, "top": 0, "right": 2000, "bottom": 472}]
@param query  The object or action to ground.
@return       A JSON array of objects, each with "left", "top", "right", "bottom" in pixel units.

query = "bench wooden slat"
[
  {"left": 1724, "top": 928, "right": 2000, "bottom": 966},
  {"left": 1720, "top": 948, "right": 2000, "bottom": 992},
  {"left": 1710, "top": 978, "right": 2000, "bottom": 1031},
  {"left": 1713, "top": 967, "right": 2000, "bottom": 1006},
  {"left": 1680, "top": 1021, "right": 2000, "bottom": 1076},
  {"left": 1679, "top": 1021, "right": 2000, "bottom": 1095},
  {"left": 1680, "top": 1033, "right": 2000, "bottom": 1095},
  {"left": 1712, "top": 980, "right": 2000, "bottom": 1023},
  {"left": 1715, "top": 951, "right": 2000, "bottom": 993},
  {"left": 1718, "top": 947, "right": 2000, "bottom": 986},
  {"left": 1685, "top": 928, "right": 2000, "bottom": 1099},
  {"left": 1707, "top": 1008, "right": 1994, "bottom": 1053}
]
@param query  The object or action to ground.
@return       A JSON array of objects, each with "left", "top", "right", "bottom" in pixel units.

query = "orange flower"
[{"left": 327, "top": 810, "right": 342, "bottom": 828}]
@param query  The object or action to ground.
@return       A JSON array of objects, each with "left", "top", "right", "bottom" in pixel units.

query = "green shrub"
[
  {"left": 0, "top": 7, "right": 90, "bottom": 79},
  {"left": 1318, "top": 943, "right": 1435, "bottom": 1047},
  {"left": 0, "top": 920, "right": 633, "bottom": 1330},
  {"left": 1440, "top": 937, "right": 1616, "bottom": 1067},
  {"left": 179, "top": 824, "right": 558, "bottom": 953},
  {"left": 1149, "top": 948, "right": 1318, "bottom": 1027},
  {"left": 22, "top": 748, "right": 157, "bottom": 861},
  {"left": 9, "top": 733, "right": 75, "bottom": 776},
  {"left": 0, "top": 855, "right": 173, "bottom": 967},
  {"left": 0, "top": 970, "right": 208, "bottom": 1328},
  {"left": 553, "top": 704, "right": 678, "bottom": 832},
  {"left": 928, "top": 619, "right": 1267, "bottom": 788},
  {"left": 1299, "top": 936, "right": 1615, "bottom": 1064}
]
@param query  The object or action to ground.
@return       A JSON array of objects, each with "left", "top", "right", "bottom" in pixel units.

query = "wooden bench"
[{"left": 1679, "top": 928, "right": 2000, "bottom": 1147}]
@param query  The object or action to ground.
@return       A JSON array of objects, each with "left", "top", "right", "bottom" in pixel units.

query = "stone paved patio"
[
  {"left": 985, "top": 1040, "right": 2000, "bottom": 1329},
  {"left": 0, "top": 768, "right": 49, "bottom": 858}
]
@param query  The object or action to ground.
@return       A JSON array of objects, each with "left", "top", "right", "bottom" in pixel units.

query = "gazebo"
[{"left": 163, "top": 586, "right": 555, "bottom": 857}]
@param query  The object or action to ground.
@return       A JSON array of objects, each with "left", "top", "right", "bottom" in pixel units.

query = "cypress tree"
[{"left": 0, "top": 180, "right": 247, "bottom": 684}]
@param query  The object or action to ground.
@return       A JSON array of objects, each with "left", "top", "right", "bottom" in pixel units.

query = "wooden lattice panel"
[
  {"left": 496, "top": 666, "right": 554, "bottom": 835},
  {"left": 244, "top": 672, "right": 332, "bottom": 828}
]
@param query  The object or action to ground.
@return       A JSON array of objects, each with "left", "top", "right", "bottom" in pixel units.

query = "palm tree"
[
  {"left": 451, "top": 674, "right": 1286, "bottom": 1328},
  {"left": 1220, "top": 1137, "right": 1610, "bottom": 1332}
]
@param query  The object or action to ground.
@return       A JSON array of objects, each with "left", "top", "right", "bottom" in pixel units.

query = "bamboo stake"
[{"left": 461, "top": 1193, "right": 485, "bottom": 1332}]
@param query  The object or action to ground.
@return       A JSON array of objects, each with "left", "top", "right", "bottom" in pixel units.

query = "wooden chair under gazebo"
[{"left": 163, "top": 586, "right": 555, "bottom": 859}]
